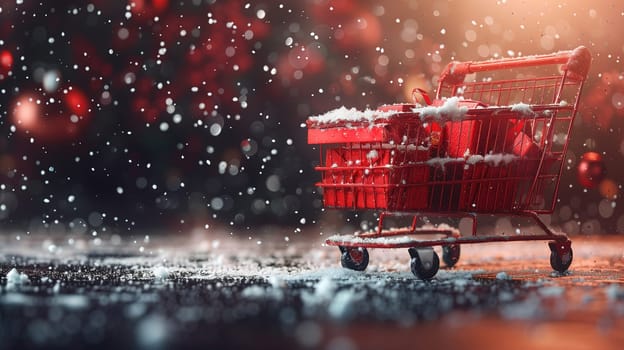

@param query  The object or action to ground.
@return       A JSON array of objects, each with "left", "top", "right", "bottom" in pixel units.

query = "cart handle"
[
  {"left": 411, "top": 87, "right": 432, "bottom": 105},
  {"left": 439, "top": 46, "right": 591, "bottom": 86}
]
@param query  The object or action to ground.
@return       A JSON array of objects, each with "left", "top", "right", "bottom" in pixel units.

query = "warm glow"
[{"left": 12, "top": 95, "right": 39, "bottom": 129}]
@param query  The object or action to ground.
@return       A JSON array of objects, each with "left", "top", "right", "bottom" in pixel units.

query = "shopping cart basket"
[{"left": 307, "top": 46, "right": 591, "bottom": 279}]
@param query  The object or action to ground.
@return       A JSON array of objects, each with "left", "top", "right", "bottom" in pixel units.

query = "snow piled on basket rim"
[
  {"left": 309, "top": 97, "right": 473, "bottom": 124},
  {"left": 412, "top": 96, "right": 469, "bottom": 121},
  {"left": 308, "top": 97, "right": 557, "bottom": 125},
  {"left": 308, "top": 106, "right": 397, "bottom": 124},
  {"left": 509, "top": 102, "right": 534, "bottom": 115}
]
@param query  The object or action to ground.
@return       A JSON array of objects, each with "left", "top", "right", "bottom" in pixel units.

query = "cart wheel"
[
  {"left": 339, "top": 246, "right": 369, "bottom": 271},
  {"left": 548, "top": 241, "right": 573, "bottom": 273},
  {"left": 408, "top": 247, "right": 440, "bottom": 280},
  {"left": 442, "top": 244, "right": 461, "bottom": 268}
]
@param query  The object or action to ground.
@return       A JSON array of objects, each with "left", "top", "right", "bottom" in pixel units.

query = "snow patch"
[
  {"left": 496, "top": 271, "right": 511, "bottom": 280},
  {"left": 538, "top": 286, "right": 565, "bottom": 297},
  {"left": 297, "top": 274, "right": 368, "bottom": 321},
  {"left": 327, "top": 289, "right": 364, "bottom": 320},
  {"left": 366, "top": 149, "right": 379, "bottom": 161},
  {"left": 152, "top": 266, "right": 170, "bottom": 281},
  {"left": 241, "top": 283, "right": 284, "bottom": 301},
  {"left": 277, "top": 267, "right": 368, "bottom": 283},
  {"left": 300, "top": 276, "right": 338, "bottom": 315},
  {"left": 500, "top": 296, "right": 542, "bottom": 320},
  {"left": 241, "top": 285, "right": 268, "bottom": 298},
  {"left": 308, "top": 106, "right": 397, "bottom": 125},
  {"left": 326, "top": 235, "right": 419, "bottom": 246},
  {"left": 427, "top": 153, "right": 518, "bottom": 169},
  {"left": 52, "top": 295, "right": 89, "bottom": 309},
  {"left": 466, "top": 153, "right": 519, "bottom": 166},
  {"left": 510, "top": 103, "right": 534, "bottom": 115},
  {"left": 6, "top": 268, "right": 29, "bottom": 288},
  {"left": 313, "top": 276, "right": 338, "bottom": 301},
  {"left": 0, "top": 293, "right": 34, "bottom": 305},
  {"left": 327, "top": 224, "right": 461, "bottom": 247},
  {"left": 413, "top": 97, "right": 469, "bottom": 121},
  {"left": 426, "top": 156, "right": 465, "bottom": 168},
  {"left": 136, "top": 315, "right": 170, "bottom": 349},
  {"left": 605, "top": 284, "right": 624, "bottom": 301}
]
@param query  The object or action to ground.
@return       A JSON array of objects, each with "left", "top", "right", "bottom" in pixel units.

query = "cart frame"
[{"left": 307, "top": 46, "right": 591, "bottom": 279}]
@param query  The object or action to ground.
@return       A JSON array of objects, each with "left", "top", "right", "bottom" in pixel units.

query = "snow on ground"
[
  {"left": 0, "top": 231, "right": 623, "bottom": 349},
  {"left": 152, "top": 265, "right": 171, "bottom": 281},
  {"left": 6, "top": 268, "right": 29, "bottom": 288}
]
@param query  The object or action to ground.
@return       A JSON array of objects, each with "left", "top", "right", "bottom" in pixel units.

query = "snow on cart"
[{"left": 307, "top": 46, "right": 592, "bottom": 279}]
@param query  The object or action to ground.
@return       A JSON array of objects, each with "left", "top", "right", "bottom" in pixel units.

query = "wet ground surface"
[{"left": 0, "top": 231, "right": 623, "bottom": 350}]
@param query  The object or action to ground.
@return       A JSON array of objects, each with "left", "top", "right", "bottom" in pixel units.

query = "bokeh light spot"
[{"left": 598, "top": 179, "right": 618, "bottom": 200}]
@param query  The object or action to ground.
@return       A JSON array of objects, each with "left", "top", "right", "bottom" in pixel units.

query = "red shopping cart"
[{"left": 307, "top": 46, "right": 591, "bottom": 279}]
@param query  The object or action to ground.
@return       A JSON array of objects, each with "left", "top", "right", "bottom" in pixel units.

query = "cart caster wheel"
[
  {"left": 548, "top": 240, "right": 573, "bottom": 273},
  {"left": 408, "top": 247, "right": 440, "bottom": 280},
  {"left": 339, "top": 246, "right": 369, "bottom": 271},
  {"left": 442, "top": 244, "right": 461, "bottom": 268}
]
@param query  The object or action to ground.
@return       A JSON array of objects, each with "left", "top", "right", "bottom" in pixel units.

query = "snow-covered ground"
[{"left": 0, "top": 231, "right": 623, "bottom": 349}]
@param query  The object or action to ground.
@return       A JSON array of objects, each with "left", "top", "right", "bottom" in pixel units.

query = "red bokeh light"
[
  {"left": 0, "top": 49, "right": 13, "bottom": 79},
  {"left": 11, "top": 90, "right": 91, "bottom": 142},
  {"left": 333, "top": 12, "right": 382, "bottom": 51},
  {"left": 130, "top": 0, "right": 169, "bottom": 16},
  {"left": 12, "top": 94, "right": 39, "bottom": 129},
  {"left": 310, "top": 1, "right": 382, "bottom": 52},
  {"left": 64, "top": 88, "right": 90, "bottom": 117},
  {"left": 582, "top": 71, "right": 624, "bottom": 129},
  {"left": 577, "top": 152, "right": 606, "bottom": 189}
]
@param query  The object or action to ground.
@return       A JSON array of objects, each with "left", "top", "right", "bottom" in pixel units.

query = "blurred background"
[{"left": 0, "top": 0, "right": 622, "bottom": 235}]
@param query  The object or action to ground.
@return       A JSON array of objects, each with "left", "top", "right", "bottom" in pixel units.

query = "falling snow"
[{"left": 0, "top": 2, "right": 623, "bottom": 347}]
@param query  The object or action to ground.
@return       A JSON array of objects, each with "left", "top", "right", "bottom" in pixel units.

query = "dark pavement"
[{"left": 1, "top": 231, "right": 623, "bottom": 349}]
